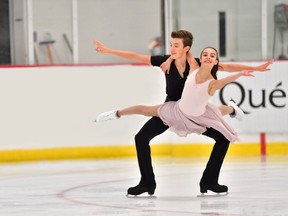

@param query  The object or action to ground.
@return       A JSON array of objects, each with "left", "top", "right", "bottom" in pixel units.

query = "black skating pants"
[
  {"left": 134, "top": 117, "right": 230, "bottom": 187},
  {"left": 135, "top": 117, "right": 168, "bottom": 187},
  {"left": 201, "top": 128, "right": 230, "bottom": 185}
]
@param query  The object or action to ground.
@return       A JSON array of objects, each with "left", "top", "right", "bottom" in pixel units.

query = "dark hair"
[
  {"left": 171, "top": 30, "right": 193, "bottom": 50},
  {"left": 200, "top": 47, "right": 222, "bottom": 80}
]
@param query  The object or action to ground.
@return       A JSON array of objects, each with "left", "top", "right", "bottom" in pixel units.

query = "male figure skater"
[{"left": 93, "top": 30, "right": 272, "bottom": 195}]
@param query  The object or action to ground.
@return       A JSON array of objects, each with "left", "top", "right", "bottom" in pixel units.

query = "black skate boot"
[
  {"left": 199, "top": 182, "right": 228, "bottom": 196},
  {"left": 127, "top": 184, "right": 156, "bottom": 196}
]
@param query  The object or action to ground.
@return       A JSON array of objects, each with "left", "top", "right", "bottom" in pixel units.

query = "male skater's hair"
[{"left": 171, "top": 30, "right": 193, "bottom": 48}]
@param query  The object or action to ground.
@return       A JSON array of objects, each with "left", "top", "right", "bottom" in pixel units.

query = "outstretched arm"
[
  {"left": 219, "top": 59, "right": 273, "bottom": 72},
  {"left": 93, "top": 39, "right": 151, "bottom": 64},
  {"left": 161, "top": 55, "right": 273, "bottom": 74},
  {"left": 209, "top": 70, "right": 255, "bottom": 95}
]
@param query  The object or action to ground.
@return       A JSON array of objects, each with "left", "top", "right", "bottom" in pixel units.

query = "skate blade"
[
  {"left": 126, "top": 194, "right": 157, "bottom": 198},
  {"left": 197, "top": 192, "right": 228, "bottom": 197}
]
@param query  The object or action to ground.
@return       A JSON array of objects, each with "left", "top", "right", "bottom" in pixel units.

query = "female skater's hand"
[
  {"left": 241, "top": 70, "right": 255, "bottom": 77},
  {"left": 160, "top": 59, "right": 172, "bottom": 74},
  {"left": 93, "top": 39, "right": 109, "bottom": 53}
]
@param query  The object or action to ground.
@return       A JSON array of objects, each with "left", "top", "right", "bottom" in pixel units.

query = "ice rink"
[{"left": 0, "top": 155, "right": 288, "bottom": 216}]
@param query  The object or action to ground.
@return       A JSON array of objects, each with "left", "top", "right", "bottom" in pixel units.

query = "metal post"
[
  {"left": 164, "top": 0, "right": 172, "bottom": 55},
  {"left": 26, "top": 0, "right": 34, "bottom": 64},
  {"left": 261, "top": 0, "right": 268, "bottom": 60},
  {"left": 72, "top": 0, "right": 79, "bottom": 64}
]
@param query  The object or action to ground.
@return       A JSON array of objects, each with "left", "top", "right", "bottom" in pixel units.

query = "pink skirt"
[{"left": 157, "top": 101, "right": 239, "bottom": 143}]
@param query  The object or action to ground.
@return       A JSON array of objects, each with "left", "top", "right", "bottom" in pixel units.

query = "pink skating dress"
[{"left": 157, "top": 69, "right": 239, "bottom": 142}]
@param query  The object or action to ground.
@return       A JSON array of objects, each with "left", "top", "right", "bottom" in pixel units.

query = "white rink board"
[
  {"left": 0, "top": 61, "right": 287, "bottom": 150},
  {"left": 213, "top": 61, "right": 288, "bottom": 133}
]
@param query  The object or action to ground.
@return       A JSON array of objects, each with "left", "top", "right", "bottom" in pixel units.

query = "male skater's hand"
[
  {"left": 254, "top": 59, "right": 274, "bottom": 72},
  {"left": 93, "top": 39, "right": 110, "bottom": 54}
]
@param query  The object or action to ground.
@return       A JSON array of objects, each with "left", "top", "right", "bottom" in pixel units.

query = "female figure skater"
[
  {"left": 94, "top": 30, "right": 272, "bottom": 196},
  {"left": 96, "top": 47, "right": 258, "bottom": 195},
  {"left": 96, "top": 47, "right": 253, "bottom": 141}
]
